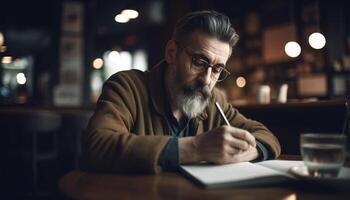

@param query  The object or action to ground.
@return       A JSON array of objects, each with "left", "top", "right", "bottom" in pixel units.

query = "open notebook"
[
  {"left": 180, "top": 160, "right": 350, "bottom": 189},
  {"left": 180, "top": 160, "right": 301, "bottom": 188}
]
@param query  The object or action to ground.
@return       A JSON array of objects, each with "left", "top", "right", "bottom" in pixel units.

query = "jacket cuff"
[{"left": 253, "top": 140, "right": 271, "bottom": 162}]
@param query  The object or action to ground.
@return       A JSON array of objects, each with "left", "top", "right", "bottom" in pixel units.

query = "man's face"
[{"left": 167, "top": 31, "right": 231, "bottom": 118}]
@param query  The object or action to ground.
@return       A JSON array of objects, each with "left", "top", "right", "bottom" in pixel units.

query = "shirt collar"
[{"left": 147, "top": 60, "right": 208, "bottom": 120}]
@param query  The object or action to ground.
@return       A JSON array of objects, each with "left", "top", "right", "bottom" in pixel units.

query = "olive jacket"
[{"left": 83, "top": 61, "right": 281, "bottom": 174}]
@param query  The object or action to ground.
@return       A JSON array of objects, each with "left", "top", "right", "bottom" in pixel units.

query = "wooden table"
[{"left": 59, "top": 156, "right": 350, "bottom": 200}]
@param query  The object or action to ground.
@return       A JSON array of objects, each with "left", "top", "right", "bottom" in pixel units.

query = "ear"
[{"left": 165, "top": 39, "right": 177, "bottom": 64}]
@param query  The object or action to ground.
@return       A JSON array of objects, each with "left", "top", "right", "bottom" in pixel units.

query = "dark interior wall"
[{"left": 237, "top": 101, "right": 347, "bottom": 155}]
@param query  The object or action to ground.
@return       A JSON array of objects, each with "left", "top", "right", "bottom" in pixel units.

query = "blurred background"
[
  {"left": 1, "top": 0, "right": 350, "bottom": 199},
  {"left": 0, "top": 0, "right": 349, "bottom": 107}
]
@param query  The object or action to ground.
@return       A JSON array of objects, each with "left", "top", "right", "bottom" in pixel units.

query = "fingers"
[
  {"left": 230, "top": 146, "right": 259, "bottom": 163},
  {"left": 207, "top": 145, "right": 257, "bottom": 164},
  {"left": 223, "top": 126, "right": 256, "bottom": 147},
  {"left": 224, "top": 144, "right": 241, "bottom": 155},
  {"left": 193, "top": 126, "right": 257, "bottom": 164},
  {"left": 205, "top": 145, "right": 241, "bottom": 164},
  {"left": 224, "top": 145, "right": 258, "bottom": 164},
  {"left": 231, "top": 137, "right": 250, "bottom": 150}
]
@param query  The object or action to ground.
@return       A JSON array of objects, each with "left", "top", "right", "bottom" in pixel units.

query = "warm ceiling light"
[
  {"left": 16, "top": 73, "right": 26, "bottom": 85},
  {"left": 284, "top": 41, "right": 301, "bottom": 58},
  {"left": 308, "top": 32, "right": 326, "bottom": 49},
  {"left": 236, "top": 76, "right": 246, "bottom": 88},
  {"left": 114, "top": 14, "right": 129, "bottom": 23},
  {"left": 2, "top": 56, "right": 12, "bottom": 64},
  {"left": 121, "top": 9, "right": 139, "bottom": 19},
  {"left": 0, "top": 32, "right": 4, "bottom": 46},
  {"left": 93, "top": 58, "right": 103, "bottom": 69}
]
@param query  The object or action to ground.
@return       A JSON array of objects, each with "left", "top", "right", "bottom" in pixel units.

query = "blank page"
[{"left": 180, "top": 162, "right": 287, "bottom": 187}]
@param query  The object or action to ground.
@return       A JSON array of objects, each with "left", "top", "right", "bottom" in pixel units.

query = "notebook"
[{"left": 180, "top": 160, "right": 302, "bottom": 188}]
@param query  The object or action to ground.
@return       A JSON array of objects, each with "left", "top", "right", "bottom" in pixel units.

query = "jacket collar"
[{"left": 147, "top": 60, "right": 208, "bottom": 120}]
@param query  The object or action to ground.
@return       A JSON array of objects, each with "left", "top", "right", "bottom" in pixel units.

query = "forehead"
[{"left": 186, "top": 31, "right": 231, "bottom": 63}]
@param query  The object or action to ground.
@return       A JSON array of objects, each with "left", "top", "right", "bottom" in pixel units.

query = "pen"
[{"left": 215, "top": 102, "right": 231, "bottom": 126}]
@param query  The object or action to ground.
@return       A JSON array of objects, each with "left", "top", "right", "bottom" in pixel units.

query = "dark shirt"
[{"left": 157, "top": 99, "right": 195, "bottom": 171}]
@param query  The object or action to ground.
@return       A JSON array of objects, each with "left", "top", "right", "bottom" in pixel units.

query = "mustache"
[{"left": 182, "top": 80, "right": 211, "bottom": 99}]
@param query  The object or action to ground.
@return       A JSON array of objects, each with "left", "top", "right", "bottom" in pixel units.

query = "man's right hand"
[{"left": 179, "top": 125, "right": 257, "bottom": 164}]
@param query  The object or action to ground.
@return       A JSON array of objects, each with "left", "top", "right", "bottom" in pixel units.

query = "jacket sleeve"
[
  {"left": 215, "top": 90, "right": 281, "bottom": 158},
  {"left": 83, "top": 73, "right": 170, "bottom": 174}
]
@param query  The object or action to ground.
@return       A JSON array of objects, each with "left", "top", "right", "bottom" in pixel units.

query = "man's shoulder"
[
  {"left": 106, "top": 69, "right": 149, "bottom": 87},
  {"left": 108, "top": 69, "right": 147, "bottom": 81},
  {"left": 101, "top": 70, "right": 151, "bottom": 99}
]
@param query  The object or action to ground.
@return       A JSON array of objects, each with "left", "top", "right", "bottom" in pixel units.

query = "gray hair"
[{"left": 172, "top": 10, "right": 239, "bottom": 48}]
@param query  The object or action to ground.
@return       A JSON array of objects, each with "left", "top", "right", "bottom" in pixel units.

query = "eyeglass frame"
[{"left": 175, "top": 41, "right": 231, "bottom": 82}]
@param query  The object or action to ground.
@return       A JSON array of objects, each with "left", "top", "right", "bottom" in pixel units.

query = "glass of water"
[{"left": 300, "top": 133, "right": 347, "bottom": 178}]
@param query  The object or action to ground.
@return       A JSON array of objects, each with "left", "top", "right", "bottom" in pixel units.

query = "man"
[{"left": 83, "top": 10, "right": 281, "bottom": 174}]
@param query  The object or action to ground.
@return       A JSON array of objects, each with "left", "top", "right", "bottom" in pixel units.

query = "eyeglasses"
[{"left": 177, "top": 43, "right": 231, "bottom": 82}]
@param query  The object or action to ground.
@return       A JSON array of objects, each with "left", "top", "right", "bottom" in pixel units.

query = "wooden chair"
[{"left": 1, "top": 111, "right": 62, "bottom": 197}]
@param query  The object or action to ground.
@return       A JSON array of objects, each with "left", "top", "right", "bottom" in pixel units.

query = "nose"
[{"left": 198, "top": 67, "right": 212, "bottom": 86}]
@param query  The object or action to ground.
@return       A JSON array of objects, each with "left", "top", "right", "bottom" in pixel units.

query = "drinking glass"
[{"left": 300, "top": 133, "right": 347, "bottom": 178}]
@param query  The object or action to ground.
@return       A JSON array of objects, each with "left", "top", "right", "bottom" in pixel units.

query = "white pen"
[{"left": 215, "top": 102, "right": 231, "bottom": 126}]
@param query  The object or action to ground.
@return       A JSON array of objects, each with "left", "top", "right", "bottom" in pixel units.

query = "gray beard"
[{"left": 174, "top": 81, "right": 211, "bottom": 118}]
